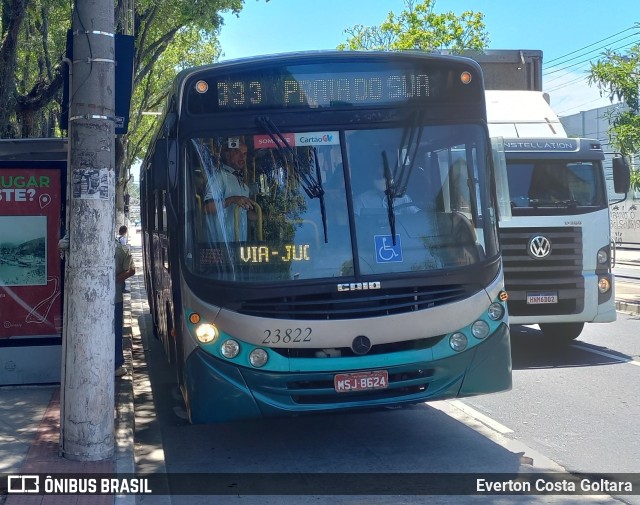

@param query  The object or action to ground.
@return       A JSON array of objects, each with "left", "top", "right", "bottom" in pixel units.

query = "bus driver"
[{"left": 203, "top": 138, "right": 257, "bottom": 241}]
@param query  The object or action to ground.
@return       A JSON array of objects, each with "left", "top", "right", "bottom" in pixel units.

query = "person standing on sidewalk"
[
  {"left": 115, "top": 239, "right": 135, "bottom": 377},
  {"left": 117, "top": 224, "right": 128, "bottom": 246}
]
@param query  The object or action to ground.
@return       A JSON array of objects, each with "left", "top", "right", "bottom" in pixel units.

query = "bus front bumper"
[{"left": 183, "top": 323, "right": 511, "bottom": 423}]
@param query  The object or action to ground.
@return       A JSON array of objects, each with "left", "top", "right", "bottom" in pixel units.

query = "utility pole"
[{"left": 60, "top": 0, "right": 116, "bottom": 460}]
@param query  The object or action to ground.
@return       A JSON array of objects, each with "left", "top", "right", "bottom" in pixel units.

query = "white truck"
[{"left": 487, "top": 90, "right": 630, "bottom": 341}]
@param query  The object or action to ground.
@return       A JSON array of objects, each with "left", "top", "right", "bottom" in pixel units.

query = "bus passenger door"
[{"left": 153, "top": 190, "right": 177, "bottom": 365}]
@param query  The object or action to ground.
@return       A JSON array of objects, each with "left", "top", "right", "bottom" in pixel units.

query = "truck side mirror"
[{"left": 612, "top": 155, "right": 630, "bottom": 195}]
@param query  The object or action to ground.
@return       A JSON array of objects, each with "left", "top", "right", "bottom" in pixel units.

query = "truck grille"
[{"left": 500, "top": 227, "right": 584, "bottom": 316}]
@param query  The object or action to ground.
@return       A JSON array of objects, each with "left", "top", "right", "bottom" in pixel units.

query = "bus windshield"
[
  {"left": 184, "top": 123, "right": 498, "bottom": 282},
  {"left": 507, "top": 160, "right": 607, "bottom": 212}
]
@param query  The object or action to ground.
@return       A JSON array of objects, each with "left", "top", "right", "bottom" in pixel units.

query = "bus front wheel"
[{"left": 539, "top": 322, "right": 584, "bottom": 342}]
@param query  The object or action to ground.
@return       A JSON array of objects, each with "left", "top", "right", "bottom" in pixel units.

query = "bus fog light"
[
  {"left": 249, "top": 348, "right": 268, "bottom": 368},
  {"left": 487, "top": 302, "right": 505, "bottom": 321},
  {"left": 597, "top": 249, "right": 609, "bottom": 264},
  {"left": 471, "top": 320, "right": 490, "bottom": 339},
  {"left": 221, "top": 339, "right": 240, "bottom": 358},
  {"left": 195, "top": 323, "right": 217, "bottom": 343},
  {"left": 598, "top": 276, "right": 611, "bottom": 293},
  {"left": 449, "top": 332, "right": 468, "bottom": 352}
]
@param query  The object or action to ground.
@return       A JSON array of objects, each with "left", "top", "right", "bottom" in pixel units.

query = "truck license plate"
[
  {"left": 334, "top": 370, "right": 388, "bottom": 393},
  {"left": 527, "top": 292, "right": 558, "bottom": 304}
]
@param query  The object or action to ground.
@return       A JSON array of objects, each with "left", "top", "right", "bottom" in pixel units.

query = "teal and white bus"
[{"left": 140, "top": 51, "right": 511, "bottom": 423}]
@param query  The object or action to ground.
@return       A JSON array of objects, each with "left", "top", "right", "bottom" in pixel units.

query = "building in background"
[{"left": 561, "top": 105, "right": 640, "bottom": 245}]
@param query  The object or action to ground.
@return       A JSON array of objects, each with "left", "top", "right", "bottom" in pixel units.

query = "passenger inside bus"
[{"left": 202, "top": 137, "right": 258, "bottom": 241}]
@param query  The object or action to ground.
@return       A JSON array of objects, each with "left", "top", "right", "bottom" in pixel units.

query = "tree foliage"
[
  {"left": 1, "top": 0, "right": 259, "bottom": 219},
  {"left": 337, "top": 0, "right": 489, "bottom": 53},
  {"left": 0, "top": 0, "right": 69, "bottom": 137},
  {"left": 588, "top": 29, "right": 640, "bottom": 191},
  {"left": 589, "top": 39, "right": 640, "bottom": 154}
]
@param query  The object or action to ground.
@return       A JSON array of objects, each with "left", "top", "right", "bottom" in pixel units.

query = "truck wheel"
[{"left": 538, "top": 322, "right": 584, "bottom": 342}]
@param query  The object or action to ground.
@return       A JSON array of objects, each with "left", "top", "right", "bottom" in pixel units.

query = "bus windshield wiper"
[
  {"left": 256, "top": 116, "right": 328, "bottom": 242},
  {"left": 256, "top": 117, "right": 325, "bottom": 199},
  {"left": 312, "top": 147, "right": 328, "bottom": 242},
  {"left": 393, "top": 110, "right": 425, "bottom": 198},
  {"left": 382, "top": 151, "right": 398, "bottom": 246}
]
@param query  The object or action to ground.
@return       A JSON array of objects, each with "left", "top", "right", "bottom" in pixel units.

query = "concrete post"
[{"left": 60, "top": 0, "right": 116, "bottom": 461}]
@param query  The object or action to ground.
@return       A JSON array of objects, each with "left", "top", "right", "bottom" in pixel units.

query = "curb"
[
  {"left": 114, "top": 333, "right": 135, "bottom": 505},
  {"left": 616, "top": 300, "right": 640, "bottom": 315}
]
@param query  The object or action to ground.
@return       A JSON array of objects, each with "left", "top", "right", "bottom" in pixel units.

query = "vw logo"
[
  {"left": 528, "top": 235, "right": 552, "bottom": 259},
  {"left": 351, "top": 335, "right": 372, "bottom": 355}
]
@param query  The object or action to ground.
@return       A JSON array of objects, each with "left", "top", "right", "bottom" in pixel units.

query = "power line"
[
  {"left": 544, "top": 25, "right": 638, "bottom": 65},
  {"left": 544, "top": 39, "right": 639, "bottom": 78},
  {"left": 543, "top": 32, "right": 640, "bottom": 73},
  {"left": 543, "top": 39, "right": 639, "bottom": 94}
]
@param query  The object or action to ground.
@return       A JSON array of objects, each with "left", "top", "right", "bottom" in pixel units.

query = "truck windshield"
[
  {"left": 507, "top": 161, "right": 607, "bottom": 212},
  {"left": 183, "top": 124, "right": 498, "bottom": 282}
]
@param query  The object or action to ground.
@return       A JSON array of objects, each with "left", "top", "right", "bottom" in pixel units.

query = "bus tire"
[{"left": 539, "top": 322, "right": 584, "bottom": 342}]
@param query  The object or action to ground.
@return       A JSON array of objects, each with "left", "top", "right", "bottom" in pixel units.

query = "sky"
[{"left": 218, "top": 0, "right": 640, "bottom": 118}]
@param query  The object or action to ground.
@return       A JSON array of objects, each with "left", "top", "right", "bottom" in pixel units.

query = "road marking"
[
  {"left": 573, "top": 343, "right": 640, "bottom": 367},
  {"left": 446, "top": 400, "right": 514, "bottom": 434}
]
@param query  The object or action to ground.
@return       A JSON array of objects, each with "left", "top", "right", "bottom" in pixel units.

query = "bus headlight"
[
  {"left": 449, "top": 332, "right": 468, "bottom": 352},
  {"left": 597, "top": 249, "right": 609, "bottom": 265},
  {"left": 249, "top": 348, "right": 268, "bottom": 368},
  {"left": 221, "top": 339, "right": 240, "bottom": 358},
  {"left": 598, "top": 276, "right": 611, "bottom": 293},
  {"left": 487, "top": 302, "right": 505, "bottom": 321},
  {"left": 195, "top": 323, "right": 217, "bottom": 344},
  {"left": 471, "top": 320, "right": 490, "bottom": 339}
]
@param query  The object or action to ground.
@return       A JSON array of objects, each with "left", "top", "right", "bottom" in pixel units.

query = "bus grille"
[
  {"left": 499, "top": 227, "right": 584, "bottom": 316},
  {"left": 289, "top": 367, "right": 434, "bottom": 404},
  {"left": 241, "top": 365, "right": 438, "bottom": 406},
  {"left": 238, "top": 284, "right": 474, "bottom": 320}
]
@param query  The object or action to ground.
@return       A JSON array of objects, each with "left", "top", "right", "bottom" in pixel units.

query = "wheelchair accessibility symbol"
[{"left": 374, "top": 234, "right": 403, "bottom": 263}]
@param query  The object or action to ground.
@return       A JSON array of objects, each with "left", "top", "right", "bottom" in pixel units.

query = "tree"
[
  {"left": 337, "top": 0, "right": 489, "bottom": 53},
  {"left": 588, "top": 28, "right": 640, "bottom": 191},
  {"left": 1, "top": 0, "right": 69, "bottom": 138},
  {"left": 114, "top": 0, "right": 246, "bottom": 224},
  {"left": 1, "top": 0, "right": 262, "bottom": 222}
]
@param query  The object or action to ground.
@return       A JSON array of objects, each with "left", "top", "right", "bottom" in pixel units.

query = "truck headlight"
[
  {"left": 598, "top": 276, "right": 611, "bottom": 293},
  {"left": 597, "top": 249, "right": 609, "bottom": 265}
]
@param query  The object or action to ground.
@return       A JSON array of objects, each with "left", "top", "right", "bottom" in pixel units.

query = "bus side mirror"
[
  {"left": 167, "top": 139, "right": 178, "bottom": 190},
  {"left": 151, "top": 138, "right": 177, "bottom": 191},
  {"left": 152, "top": 139, "right": 168, "bottom": 191},
  {"left": 612, "top": 155, "right": 630, "bottom": 194}
]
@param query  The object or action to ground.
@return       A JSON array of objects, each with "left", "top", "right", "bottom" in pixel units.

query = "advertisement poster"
[{"left": 0, "top": 168, "right": 63, "bottom": 339}]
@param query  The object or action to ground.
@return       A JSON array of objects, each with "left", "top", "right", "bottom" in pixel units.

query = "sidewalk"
[
  {"left": 0, "top": 245, "right": 143, "bottom": 505},
  {"left": 1, "top": 245, "right": 638, "bottom": 505}
]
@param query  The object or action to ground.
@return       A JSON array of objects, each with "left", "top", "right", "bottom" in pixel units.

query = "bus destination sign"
[{"left": 187, "top": 61, "right": 479, "bottom": 113}]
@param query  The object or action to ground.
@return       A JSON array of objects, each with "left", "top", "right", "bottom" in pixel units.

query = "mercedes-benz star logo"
[
  {"left": 351, "top": 335, "right": 372, "bottom": 355},
  {"left": 528, "top": 235, "right": 552, "bottom": 259}
]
